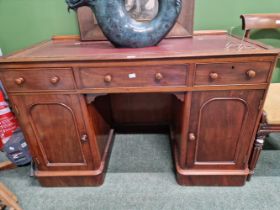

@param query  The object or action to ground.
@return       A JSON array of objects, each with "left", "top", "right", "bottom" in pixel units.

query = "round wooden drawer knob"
[
  {"left": 155, "top": 73, "right": 163, "bottom": 81},
  {"left": 15, "top": 77, "right": 25, "bottom": 85},
  {"left": 247, "top": 70, "right": 256, "bottom": 79},
  {"left": 104, "top": 74, "right": 112, "bottom": 83},
  {"left": 209, "top": 72, "right": 219, "bottom": 80},
  {"left": 50, "top": 76, "right": 60, "bottom": 84},
  {"left": 189, "top": 133, "right": 196, "bottom": 141}
]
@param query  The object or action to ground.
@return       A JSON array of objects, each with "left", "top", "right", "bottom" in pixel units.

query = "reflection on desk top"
[{"left": 0, "top": 34, "right": 279, "bottom": 63}]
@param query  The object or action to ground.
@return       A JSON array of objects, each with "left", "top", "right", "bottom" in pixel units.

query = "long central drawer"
[{"left": 76, "top": 65, "right": 188, "bottom": 89}]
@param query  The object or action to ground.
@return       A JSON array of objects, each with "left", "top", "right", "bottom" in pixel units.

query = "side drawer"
[
  {"left": 195, "top": 62, "right": 271, "bottom": 86},
  {"left": 77, "top": 65, "right": 188, "bottom": 89},
  {"left": 1, "top": 68, "right": 75, "bottom": 92}
]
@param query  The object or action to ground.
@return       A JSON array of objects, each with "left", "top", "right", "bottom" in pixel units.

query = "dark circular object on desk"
[{"left": 66, "top": 0, "right": 182, "bottom": 48}]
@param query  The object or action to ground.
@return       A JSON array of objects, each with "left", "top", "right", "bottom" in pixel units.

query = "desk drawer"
[
  {"left": 2, "top": 68, "right": 75, "bottom": 92},
  {"left": 77, "top": 65, "right": 188, "bottom": 88},
  {"left": 195, "top": 62, "right": 271, "bottom": 86}
]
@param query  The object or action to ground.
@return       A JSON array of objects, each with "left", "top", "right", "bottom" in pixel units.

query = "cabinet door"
[
  {"left": 186, "top": 90, "right": 264, "bottom": 170},
  {"left": 11, "top": 94, "right": 94, "bottom": 171}
]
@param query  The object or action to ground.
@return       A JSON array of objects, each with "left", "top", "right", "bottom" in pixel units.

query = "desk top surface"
[{"left": 0, "top": 33, "right": 278, "bottom": 63}]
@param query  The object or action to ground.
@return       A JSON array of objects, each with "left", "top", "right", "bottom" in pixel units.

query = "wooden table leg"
[
  {"left": 0, "top": 191, "right": 22, "bottom": 210},
  {"left": 0, "top": 156, "right": 22, "bottom": 209},
  {"left": 0, "top": 183, "right": 18, "bottom": 202},
  {"left": 0, "top": 182, "right": 22, "bottom": 210}
]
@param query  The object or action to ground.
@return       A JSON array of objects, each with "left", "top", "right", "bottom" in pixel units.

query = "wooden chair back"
[{"left": 241, "top": 14, "right": 280, "bottom": 38}]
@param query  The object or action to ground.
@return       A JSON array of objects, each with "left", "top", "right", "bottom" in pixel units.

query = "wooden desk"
[{"left": 0, "top": 33, "right": 278, "bottom": 186}]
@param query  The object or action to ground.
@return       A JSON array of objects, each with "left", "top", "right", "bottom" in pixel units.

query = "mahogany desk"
[{"left": 0, "top": 33, "right": 278, "bottom": 186}]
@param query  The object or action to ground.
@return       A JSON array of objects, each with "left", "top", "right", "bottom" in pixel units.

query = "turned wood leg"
[
  {"left": 247, "top": 135, "right": 266, "bottom": 181},
  {"left": 247, "top": 112, "right": 270, "bottom": 181}
]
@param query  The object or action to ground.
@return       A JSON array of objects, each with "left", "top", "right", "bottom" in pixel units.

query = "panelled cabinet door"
[
  {"left": 11, "top": 94, "right": 94, "bottom": 171},
  {"left": 186, "top": 90, "right": 264, "bottom": 170}
]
